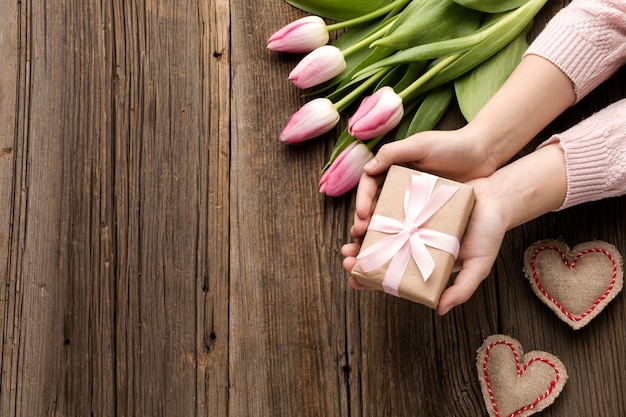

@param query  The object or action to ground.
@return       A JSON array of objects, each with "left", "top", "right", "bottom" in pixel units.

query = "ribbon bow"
[{"left": 356, "top": 173, "right": 460, "bottom": 297}]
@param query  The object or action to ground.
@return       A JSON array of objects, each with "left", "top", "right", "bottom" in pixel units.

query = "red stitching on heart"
[
  {"left": 482, "top": 340, "right": 561, "bottom": 417},
  {"left": 530, "top": 245, "right": 618, "bottom": 322}
]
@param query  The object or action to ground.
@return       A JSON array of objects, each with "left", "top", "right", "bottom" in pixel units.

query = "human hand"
[
  {"left": 436, "top": 177, "right": 506, "bottom": 314},
  {"left": 341, "top": 127, "right": 501, "bottom": 297},
  {"left": 342, "top": 143, "right": 567, "bottom": 314},
  {"left": 344, "top": 127, "right": 500, "bottom": 260},
  {"left": 341, "top": 176, "right": 508, "bottom": 314},
  {"left": 364, "top": 127, "right": 499, "bottom": 183}
]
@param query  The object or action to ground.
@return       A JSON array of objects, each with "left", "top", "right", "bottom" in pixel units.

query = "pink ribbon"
[{"left": 356, "top": 173, "right": 460, "bottom": 297}]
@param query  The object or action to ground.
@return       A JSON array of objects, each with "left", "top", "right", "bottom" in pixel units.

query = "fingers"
[
  {"left": 436, "top": 257, "right": 493, "bottom": 315},
  {"left": 354, "top": 173, "right": 380, "bottom": 220},
  {"left": 356, "top": 135, "right": 434, "bottom": 233},
  {"left": 352, "top": 173, "right": 382, "bottom": 239},
  {"left": 341, "top": 243, "right": 373, "bottom": 291},
  {"left": 348, "top": 276, "right": 372, "bottom": 291},
  {"left": 341, "top": 243, "right": 359, "bottom": 270},
  {"left": 363, "top": 138, "right": 428, "bottom": 176}
]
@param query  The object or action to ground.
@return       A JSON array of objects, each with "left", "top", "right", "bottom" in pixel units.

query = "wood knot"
[{"left": 0, "top": 147, "right": 13, "bottom": 159}]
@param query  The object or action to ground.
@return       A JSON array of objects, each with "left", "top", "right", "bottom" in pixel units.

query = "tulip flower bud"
[
  {"left": 289, "top": 45, "right": 347, "bottom": 89},
  {"left": 348, "top": 86, "right": 404, "bottom": 140},
  {"left": 280, "top": 98, "right": 340, "bottom": 144},
  {"left": 267, "top": 16, "right": 330, "bottom": 53},
  {"left": 319, "top": 142, "right": 373, "bottom": 197}
]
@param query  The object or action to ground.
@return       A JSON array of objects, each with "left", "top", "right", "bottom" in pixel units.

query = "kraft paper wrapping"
[{"left": 351, "top": 165, "right": 475, "bottom": 309}]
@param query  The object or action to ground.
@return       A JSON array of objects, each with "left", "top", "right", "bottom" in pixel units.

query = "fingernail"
[{"left": 364, "top": 158, "right": 377, "bottom": 170}]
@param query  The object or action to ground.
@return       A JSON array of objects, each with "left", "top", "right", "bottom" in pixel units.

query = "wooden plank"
[
  {"left": 4, "top": 1, "right": 96, "bottom": 415},
  {"left": 199, "top": 0, "right": 232, "bottom": 415},
  {"left": 185, "top": 0, "right": 231, "bottom": 407},
  {"left": 3, "top": 1, "right": 133, "bottom": 415},
  {"left": 0, "top": 1, "right": 21, "bottom": 416},
  {"left": 109, "top": 0, "right": 230, "bottom": 416},
  {"left": 1, "top": 0, "right": 232, "bottom": 415},
  {"left": 229, "top": 1, "right": 351, "bottom": 415}
]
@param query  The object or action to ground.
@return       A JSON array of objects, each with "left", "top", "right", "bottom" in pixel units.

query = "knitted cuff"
[{"left": 539, "top": 100, "right": 626, "bottom": 210}]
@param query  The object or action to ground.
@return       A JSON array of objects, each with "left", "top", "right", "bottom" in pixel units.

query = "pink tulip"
[
  {"left": 348, "top": 86, "right": 404, "bottom": 140},
  {"left": 280, "top": 98, "right": 340, "bottom": 144},
  {"left": 289, "top": 45, "right": 347, "bottom": 89},
  {"left": 267, "top": 16, "right": 330, "bottom": 53},
  {"left": 319, "top": 142, "right": 374, "bottom": 197}
]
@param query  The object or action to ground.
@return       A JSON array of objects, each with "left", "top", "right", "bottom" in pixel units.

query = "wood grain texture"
[
  {"left": 1, "top": 0, "right": 231, "bottom": 416},
  {"left": 229, "top": 1, "right": 350, "bottom": 415},
  {"left": 0, "top": 0, "right": 624, "bottom": 416},
  {"left": 0, "top": 1, "right": 20, "bottom": 417}
]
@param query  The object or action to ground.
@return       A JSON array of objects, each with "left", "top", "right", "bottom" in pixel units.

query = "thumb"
[{"left": 436, "top": 258, "right": 493, "bottom": 315}]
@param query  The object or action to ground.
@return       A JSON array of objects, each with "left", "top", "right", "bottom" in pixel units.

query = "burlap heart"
[
  {"left": 477, "top": 335, "right": 568, "bottom": 417},
  {"left": 523, "top": 240, "right": 624, "bottom": 330}
]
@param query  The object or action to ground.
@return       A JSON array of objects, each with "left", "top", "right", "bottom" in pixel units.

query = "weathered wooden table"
[{"left": 1, "top": 0, "right": 625, "bottom": 415}]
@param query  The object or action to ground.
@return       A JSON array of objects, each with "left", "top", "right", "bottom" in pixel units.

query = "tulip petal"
[
  {"left": 267, "top": 16, "right": 330, "bottom": 53},
  {"left": 319, "top": 142, "right": 373, "bottom": 196},
  {"left": 289, "top": 46, "right": 347, "bottom": 89},
  {"left": 348, "top": 87, "right": 404, "bottom": 140},
  {"left": 280, "top": 98, "right": 340, "bottom": 144}
]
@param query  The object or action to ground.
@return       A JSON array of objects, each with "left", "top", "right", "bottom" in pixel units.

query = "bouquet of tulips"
[{"left": 268, "top": 0, "right": 547, "bottom": 196}]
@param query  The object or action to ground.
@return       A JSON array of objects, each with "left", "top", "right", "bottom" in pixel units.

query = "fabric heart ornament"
[
  {"left": 476, "top": 335, "right": 568, "bottom": 417},
  {"left": 523, "top": 239, "right": 624, "bottom": 330}
]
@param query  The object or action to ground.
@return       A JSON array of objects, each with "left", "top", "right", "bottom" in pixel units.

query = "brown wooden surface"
[{"left": 0, "top": 0, "right": 625, "bottom": 416}]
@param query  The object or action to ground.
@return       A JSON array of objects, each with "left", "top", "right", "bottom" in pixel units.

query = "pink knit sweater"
[{"left": 524, "top": 0, "right": 626, "bottom": 209}]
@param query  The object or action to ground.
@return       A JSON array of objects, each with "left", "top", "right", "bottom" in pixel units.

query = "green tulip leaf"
[
  {"left": 324, "top": 53, "right": 393, "bottom": 104},
  {"left": 353, "top": 3, "right": 528, "bottom": 78},
  {"left": 455, "top": 27, "right": 529, "bottom": 121},
  {"left": 339, "top": 45, "right": 395, "bottom": 87},
  {"left": 374, "top": 0, "right": 482, "bottom": 51},
  {"left": 395, "top": 84, "right": 454, "bottom": 140},
  {"left": 454, "top": 0, "right": 529, "bottom": 13},
  {"left": 394, "top": 96, "right": 425, "bottom": 140},
  {"left": 284, "top": 0, "right": 394, "bottom": 21},
  {"left": 332, "top": 18, "right": 383, "bottom": 50},
  {"left": 375, "top": 64, "right": 412, "bottom": 91},
  {"left": 404, "top": 0, "right": 546, "bottom": 101},
  {"left": 352, "top": 35, "right": 475, "bottom": 79},
  {"left": 322, "top": 129, "right": 355, "bottom": 172},
  {"left": 391, "top": 61, "right": 428, "bottom": 92}
]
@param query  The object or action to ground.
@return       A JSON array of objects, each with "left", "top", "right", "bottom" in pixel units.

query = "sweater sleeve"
[
  {"left": 539, "top": 99, "right": 626, "bottom": 210},
  {"left": 527, "top": 0, "right": 626, "bottom": 210},
  {"left": 524, "top": 0, "right": 626, "bottom": 103}
]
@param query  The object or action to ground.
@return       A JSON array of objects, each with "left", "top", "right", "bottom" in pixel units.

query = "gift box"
[{"left": 351, "top": 165, "right": 475, "bottom": 308}]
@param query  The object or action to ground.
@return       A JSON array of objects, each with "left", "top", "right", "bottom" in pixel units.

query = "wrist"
[
  {"left": 486, "top": 143, "right": 567, "bottom": 230},
  {"left": 458, "top": 123, "right": 505, "bottom": 174},
  {"left": 461, "top": 55, "right": 576, "bottom": 170}
]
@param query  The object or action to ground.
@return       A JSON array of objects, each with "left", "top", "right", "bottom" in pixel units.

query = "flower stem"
[
  {"left": 364, "top": 134, "right": 385, "bottom": 151},
  {"left": 326, "top": 0, "right": 410, "bottom": 32},
  {"left": 398, "top": 54, "right": 460, "bottom": 102},
  {"left": 334, "top": 67, "right": 390, "bottom": 113},
  {"left": 341, "top": 17, "right": 397, "bottom": 58}
]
